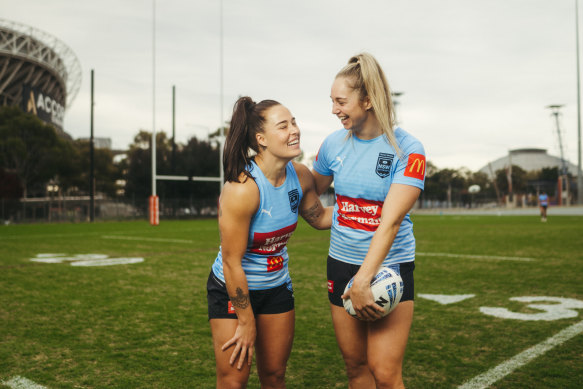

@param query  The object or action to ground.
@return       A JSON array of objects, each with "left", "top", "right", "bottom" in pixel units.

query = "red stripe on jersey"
[
  {"left": 336, "top": 195, "right": 383, "bottom": 232},
  {"left": 250, "top": 222, "right": 297, "bottom": 254}
]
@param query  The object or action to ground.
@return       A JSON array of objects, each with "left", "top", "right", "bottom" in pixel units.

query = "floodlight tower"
[
  {"left": 576, "top": 0, "right": 583, "bottom": 204},
  {"left": 547, "top": 105, "right": 570, "bottom": 205}
]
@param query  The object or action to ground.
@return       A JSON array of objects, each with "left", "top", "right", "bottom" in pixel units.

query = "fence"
[{"left": 0, "top": 196, "right": 220, "bottom": 224}]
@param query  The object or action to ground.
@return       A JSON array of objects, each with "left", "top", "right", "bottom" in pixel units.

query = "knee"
[
  {"left": 369, "top": 363, "right": 403, "bottom": 389},
  {"left": 216, "top": 373, "right": 248, "bottom": 389},
  {"left": 258, "top": 367, "right": 286, "bottom": 388},
  {"left": 344, "top": 356, "right": 370, "bottom": 380}
]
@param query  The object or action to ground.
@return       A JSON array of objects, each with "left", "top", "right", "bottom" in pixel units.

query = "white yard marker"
[
  {"left": 1, "top": 376, "right": 47, "bottom": 389},
  {"left": 417, "top": 252, "right": 535, "bottom": 262},
  {"left": 458, "top": 319, "right": 583, "bottom": 389},
  {"left": 418, "top": 294, "right": 475, "bottom": 305},
  {"left": 102, "top": 235, "right": 194, "bottom": 244}
]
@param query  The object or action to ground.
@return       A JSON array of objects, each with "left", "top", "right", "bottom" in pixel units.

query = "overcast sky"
[{"left": 2, "top": 0, "right": 582, "bottom": 171}]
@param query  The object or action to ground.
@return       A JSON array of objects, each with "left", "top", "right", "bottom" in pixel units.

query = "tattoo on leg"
[
  {"left": 302, "top": 202, "right": 322, "bottom": 224},
  {"left": 230, "top": 287, "right": 250, "bottom": 309}
]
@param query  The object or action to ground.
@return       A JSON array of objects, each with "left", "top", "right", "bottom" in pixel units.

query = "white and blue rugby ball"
[{"left": 343, "top": 267, "right": 404, "bottom": 319}]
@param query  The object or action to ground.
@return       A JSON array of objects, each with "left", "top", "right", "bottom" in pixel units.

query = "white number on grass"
[{"left": 480, "top": 296, "right": 583, "bottom": 321}]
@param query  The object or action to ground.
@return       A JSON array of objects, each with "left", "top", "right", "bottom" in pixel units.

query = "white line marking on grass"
[
  {"left": 70, "top": 257, "right": 144, "bottom": 266},
  {"left": 1, "top": 376, "right": 47, "bottom": 389},
  {"left": 418, "top": 294, "right": 475, "bottom": 305},
  {"left": 102, "top": 235, "right": 194, "bottom": 244},
  {"left": 458, "top": 319, "right": 583, "bottom": 389},
  {"left": 417, "top": 252, "right": 535, "bottom": 262}
]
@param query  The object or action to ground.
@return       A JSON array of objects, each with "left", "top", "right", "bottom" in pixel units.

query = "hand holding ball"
[{"left": 343, "top": 267, "right": 403, "bottom": 319}]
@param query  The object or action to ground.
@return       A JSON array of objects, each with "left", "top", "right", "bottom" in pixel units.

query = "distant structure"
[
  {"left": 0, "top": 19, "right": 81, "bottom": 130},
  {"left": 479, "top": 148, "right": 578, "bottom": 177},
  {"left": 78, "top": 137, "right": 112, "bottom": 150}
]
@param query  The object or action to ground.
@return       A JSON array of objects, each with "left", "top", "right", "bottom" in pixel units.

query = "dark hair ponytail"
[{"left": 223, "top": 96, "right": 280, "bottom": 182}]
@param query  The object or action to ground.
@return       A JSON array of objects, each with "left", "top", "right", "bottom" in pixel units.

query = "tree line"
[{"left": 1, "top": 106, "right": 564, "bottom": 219}]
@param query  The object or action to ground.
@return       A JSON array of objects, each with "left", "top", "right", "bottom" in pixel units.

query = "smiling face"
[
  {"left": 256, "top": 104, "right": 301, "bottom": 160},
  {"left": 330, "top": 76, "right": 373, "bottom": 132}
]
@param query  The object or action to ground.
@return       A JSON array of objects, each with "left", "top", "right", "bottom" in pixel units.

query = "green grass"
[{"left": 1, "top": 215, "right": 582, "bottom": 388}]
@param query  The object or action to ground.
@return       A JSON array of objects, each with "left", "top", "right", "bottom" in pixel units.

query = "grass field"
[{"left": 1, "top": 214, "right": 582, "bottom": 388}]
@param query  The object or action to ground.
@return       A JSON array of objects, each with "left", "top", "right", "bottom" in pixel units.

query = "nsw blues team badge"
[
  {"left": 376, "top": 153, "right": 394, "bottom": 178},
  {"left": 288, "top": 189, "right": 299, "bottom": 213}
]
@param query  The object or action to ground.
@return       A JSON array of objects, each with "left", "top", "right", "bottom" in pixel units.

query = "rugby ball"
[{"left": 343, "top": 267, "right": 403, "bottom": 319}]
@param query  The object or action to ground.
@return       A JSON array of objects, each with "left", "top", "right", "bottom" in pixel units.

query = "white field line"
[
  {"left": 417, "top": 252, "right": 535, "bottom": 262},
  {"left": 458, "top": 319, "right": 583, "bottom": 389},
  {"left": 1, "top": 376, "right": 47, "bottom": 389},
  {"left": 101, "top": 235, "right": 194, "bottom": 244}
]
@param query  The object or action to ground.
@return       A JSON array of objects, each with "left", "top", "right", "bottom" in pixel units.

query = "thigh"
[
  {"left": 255, "top": 310, "right": 295, "bottom": 374},
  {"left": 330, "top": 304, "right": 368, "bottom": 364},
  {"left": 367, "top": 300, "right": 414, "bottom": 369},
  {"left": 210, "top": 318, "right": 251, "bottom": 385}
]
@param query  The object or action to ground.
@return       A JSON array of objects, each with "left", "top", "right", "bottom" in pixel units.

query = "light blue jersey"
[
  {"left": 212, "top": 160, "right": 303, "bottom": 290},
  {"left": 313, "top": 128, "right": 425, "bottom": 266}
]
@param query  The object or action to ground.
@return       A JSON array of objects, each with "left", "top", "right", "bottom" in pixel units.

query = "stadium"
[
  {"left": 0, "top": 18, "right": 81, "bottom": 132},
  {"left": 1, "top": 12, "right": 583, "bottom": 389}
]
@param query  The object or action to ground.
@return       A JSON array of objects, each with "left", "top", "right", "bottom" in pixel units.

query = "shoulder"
[
  {"left": 395, "top": 127, "right": 424, "bottom": 155},
  {"left": 327, "top": 128, "right": 349, "bottom": 143},
  {"left": 315, "top": 129, "right": 348, "bottom": 162},
  {"left": 292, "top": 161, "right": 311, "bottom": 178},
  {"left": 291, "top": 161, "right": 313, "bottom": 190},
  {"left": 221, "top": 175, "right": 260, "bottom": 213}
]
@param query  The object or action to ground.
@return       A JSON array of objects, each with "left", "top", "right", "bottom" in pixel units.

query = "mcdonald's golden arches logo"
[{"left": 404, "top": 153, "right": 426, "bottom": 180}]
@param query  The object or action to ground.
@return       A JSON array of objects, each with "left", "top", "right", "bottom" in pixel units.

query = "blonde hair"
[{"left": 336, "top": 53, "right": 400, "bottom": 156}]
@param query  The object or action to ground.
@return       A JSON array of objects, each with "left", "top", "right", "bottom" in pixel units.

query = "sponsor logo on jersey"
[
  {"left": 336, "top": 195, "right": 383, "bottom": 231},
  {"left": 288, "top": 189, "right": 299, "bottom": 213},
  {"left": 375, "top": 152, "right": 394, "bottom": 178},
  {"left": 227, "top": 301, "right": 236, "bottom": 314},
  {"left": 327, "top": 280, "right": 334, "bottom": 293},
  {"left": 267, "top": 255, "right": 284, "bottom": 272},
  {"left": 250, "top": 222, "right": 298, "bottom": 254},
  {"left": 404, "top": 153, "right": 426, "bottom": 180}
]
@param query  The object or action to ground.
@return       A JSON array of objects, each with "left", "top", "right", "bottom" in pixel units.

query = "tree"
[
  {"left": 122, "top": 129, "right": 221, "bottom": 213},
  {"left": 0, "top": 106, "right": 74, "bottom": 197},
  {"left": 495, "top": 165, "right": 527, "bottom": 195},
  {"left": 64, "top": 140, "right": 120, "bottom": 197}
]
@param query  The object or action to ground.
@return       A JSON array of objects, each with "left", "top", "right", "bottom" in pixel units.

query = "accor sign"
[{"left": 22, "top": 84, "right": 65, "bottom": 129}]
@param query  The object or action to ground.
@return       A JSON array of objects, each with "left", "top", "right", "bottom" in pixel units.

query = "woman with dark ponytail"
[{"left": 207, "top": 96, "right": 332, "bottom": 388}]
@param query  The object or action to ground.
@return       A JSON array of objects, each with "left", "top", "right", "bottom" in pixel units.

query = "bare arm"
[
  {"left": 219, "top": 177, "right": 260, "bottom": 369},
  {"left": 343, "top": 184, "right": 421, "bottom": 321},
  {"left": 293, "top": 162, "right": 333, "bottom": 230},
  {"left": 311, "top": 169, "right": 334, "bottom": 196}
]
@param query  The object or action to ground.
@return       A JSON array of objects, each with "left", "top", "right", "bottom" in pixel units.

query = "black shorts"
[
  {"left": 327, "top": 256, "right": 415, "bottom": 307},
  {"left": 207, "top": 271, "right": 294, "bottom": 319}
]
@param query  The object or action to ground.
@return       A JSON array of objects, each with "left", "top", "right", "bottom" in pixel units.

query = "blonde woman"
[{"left": 312, "top": 53, "right": 426, "bottom": 388}]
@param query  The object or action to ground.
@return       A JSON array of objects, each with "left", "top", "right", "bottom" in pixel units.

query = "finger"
[
  {"left": 237, "top": 346, "right": 247, "bottom": 370},
  {"left": 365, "top": 306, "right": 382, "bottom": 321},
  {"left": 221, "top": 336, "right": 236, "bottom": 351},
  {"left": 229, "top": 344, "right": 241, "bottom": 365},
  {"left": 373, "top": 302, "right": 385, "bottom": 314},
  {"left": 248, "top": 346, "right": 254, "bottom": 366}
]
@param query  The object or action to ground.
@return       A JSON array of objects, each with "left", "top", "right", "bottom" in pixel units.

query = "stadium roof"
[
  {"left": 0, "top": 18, "right": 81, "bottom": 109},
  {"left": 478, "top": 148, "right": 578, "bottom": 177}
]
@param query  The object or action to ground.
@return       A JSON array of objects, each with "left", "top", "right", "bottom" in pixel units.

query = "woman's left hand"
[{"left": 341, "top": 276, "right": 384, "bottom": 321}]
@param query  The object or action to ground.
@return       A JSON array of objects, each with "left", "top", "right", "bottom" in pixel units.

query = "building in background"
[
  {"left": 0, "top": 18, "right": 81, "bottom": 133},
  {"left": 478, "top": 148, "right": 578, "bottom": 176}
]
